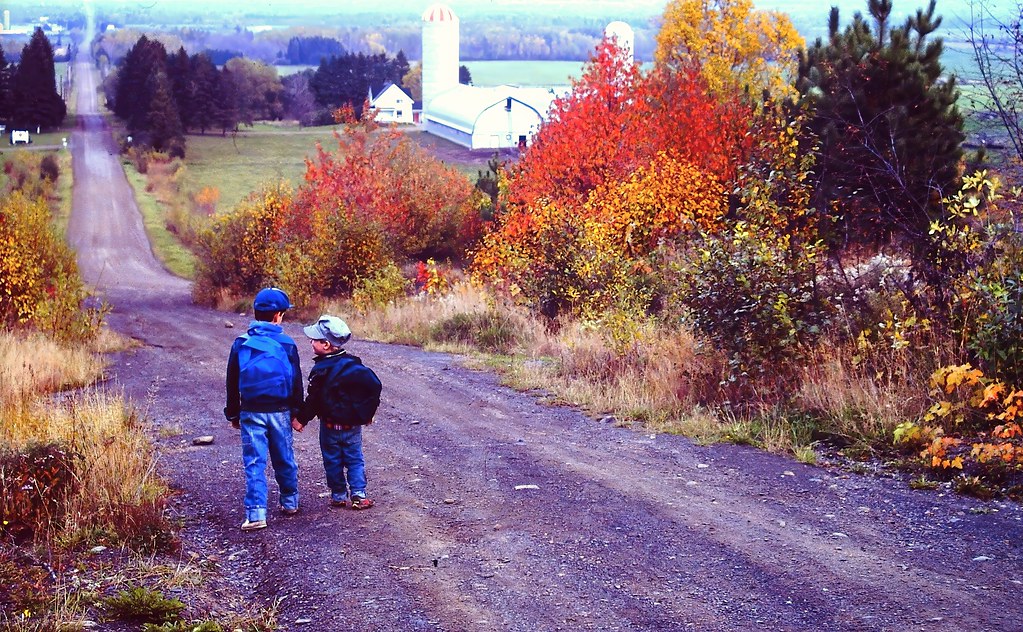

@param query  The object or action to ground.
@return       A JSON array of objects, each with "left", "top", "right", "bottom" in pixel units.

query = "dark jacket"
[
  {"left": 300, "top": 350, "right": 381, "bottom": 426},
  {"left": 224, "top": 320, "right": 303, "bottom": 420}
]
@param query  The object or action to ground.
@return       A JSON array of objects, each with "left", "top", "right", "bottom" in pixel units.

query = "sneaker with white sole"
[{"left": 241, "top": 519, "right": 267, "bottom": 531}]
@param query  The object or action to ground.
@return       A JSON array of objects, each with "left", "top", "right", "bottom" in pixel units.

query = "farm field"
[
  {"left": 276, "top": 60, "right": 586, "bottom": 87},
  {"left": 181, "top": 125, "right": 340, "bottom": 213},
  {"left": 182, "top": 125, "right": 498, "bottom": 213}
]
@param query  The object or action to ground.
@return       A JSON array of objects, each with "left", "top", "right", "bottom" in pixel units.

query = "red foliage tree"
[
  {"left": 295, "top": 106, "right": 483, "bottom": 261},
  {"left": 508, "top": 41, "right": 760, "bottom": 212}
]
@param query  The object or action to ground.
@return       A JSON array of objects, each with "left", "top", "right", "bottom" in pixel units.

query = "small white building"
[{"left": 370, "top": 83, "right": 414, "bottom": 124}]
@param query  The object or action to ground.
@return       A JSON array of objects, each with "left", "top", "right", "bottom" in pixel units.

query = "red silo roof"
[{"left": 422, "top": 3, "right": 457, "bottom": 22}]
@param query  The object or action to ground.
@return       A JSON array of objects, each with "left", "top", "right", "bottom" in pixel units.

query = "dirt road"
[{"left": 67, "top": 52, "right": 1022, "bottom": 632}]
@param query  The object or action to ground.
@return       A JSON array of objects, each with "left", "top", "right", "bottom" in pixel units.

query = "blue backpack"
[{"left": 237, "top": 333, "right": 293, "bottom": 403}]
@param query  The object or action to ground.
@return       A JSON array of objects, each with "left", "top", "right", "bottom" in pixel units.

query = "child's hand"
[{"left": 291, "top": 418, "right": 304, "bottom": 432}]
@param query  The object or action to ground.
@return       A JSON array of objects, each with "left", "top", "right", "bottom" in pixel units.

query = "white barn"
[
  {"left": 424, "top": 84, "right": 561, "bottom": 150},
  {"left": 418, "top": 3, "right": 629, "bottom": 151},
  {"left": 370, "top": 83, "right": 414, "bottom": 124}
]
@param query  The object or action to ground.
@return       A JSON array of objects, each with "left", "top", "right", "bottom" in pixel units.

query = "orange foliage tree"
[
  {"left": 193, "top": 107, "right": 486, "bottom": 307},
  {"left": 509, "top": 42, "right": 756, "bottom": 211},
  {"left": 472, "top": 41, "right": 764, "bottom": 319},
  {"left": 296, "top": 106, "right": 484, "bottom": 261}
]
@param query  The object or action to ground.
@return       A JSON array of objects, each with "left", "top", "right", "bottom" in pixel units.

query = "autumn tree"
[
  {"left": 402, "top": 63, "right": 422, "bottom": 102},
  {"left": 297, "top": 108, "right": 483, "bottom": 263},
  {"left": 223, "top": 57, "right": 284, "bottom": 125},
  {"left": 655, "top": 0, "right": 804, "bottom": 100},
  {"left": 11, "top": 28, "right": 66, "bottom": 129},
  {"left": 473, "top": 41, "right": 765, "bottom": 319},
  {"left": 796, "top": 0, "right": 965, "bottom": 255},
  {"left": 509, "top": 41, "right": 757, "bottom": 210}
]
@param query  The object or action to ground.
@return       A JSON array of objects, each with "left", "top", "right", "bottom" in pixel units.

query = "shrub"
[
  {"left": 0, "top": 443, "right": 78, "bottom": 540},
  {"left": 0, "top": 191, "right": 105, "bottom": 340},
  {"left": 950, "top": 225, "right": 1023, "bottom": 386},
  {"left": 101, "top": 587, "right": 185, "bottom": 624},
  {"left": 191, "top": 185, "right": 291, "bottom": 306},
  {"left": 664, "top": 223, "right": 830, "bottom": 389},
  {"left": 352, "top": 262, "right": 410, "bottom": 313},
  {"left": 39, "top": 155, "right": 59, "bottom": 183}
]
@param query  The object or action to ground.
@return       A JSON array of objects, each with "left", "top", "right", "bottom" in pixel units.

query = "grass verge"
[
  {"left": 123, "top": 164, "right": 196, "bottom": 279},
  {"left": 0, "top": 329, "right": 280, "bottom": 630}
]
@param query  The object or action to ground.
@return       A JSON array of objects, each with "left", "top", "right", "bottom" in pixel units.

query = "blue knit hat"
[{"left": 253, "top": 287, "right": 292, "bottom": 312}]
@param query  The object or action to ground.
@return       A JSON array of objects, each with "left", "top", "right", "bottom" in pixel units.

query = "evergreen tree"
[
  {"left": 189, "top": 53, "right": 220, "bottom": 135},
  {"left": 11, "top": 28, "right": 66, "bottom": 128},
  {"left": 216, "top": 66, "right": 240, "bottom": 135},
  {"left": 115, "top": 36, "right": 169, "bottom": 136},
  {"left": 796, "top": 0, "right": 964, "bottom": 252},
  {"left": 144, "top": 70, "right": 183, "bottom": 153},
  {"left": 167, "top": 46, "right": 193, "bottom": 131},
  {"left": 0, "top": 42, "right": 11, "bottom": 124},
  {"left": 394, "top": 50, "right": 411, "bottom": 87}
]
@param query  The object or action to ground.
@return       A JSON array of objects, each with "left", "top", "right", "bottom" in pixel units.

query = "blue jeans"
[
  {"left": 240, "top": 410, "right": 299, "bottom": 521},
  {"left": 320, "top": 426, "right": 366, "bottom": 502}
]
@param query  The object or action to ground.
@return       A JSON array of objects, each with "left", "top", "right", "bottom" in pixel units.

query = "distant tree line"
[
  {"left": 106, "top": 35, "right": 288, "bottom": 155},
  {"left": 0, "top": 28, "right": 67, "bottom": 131},
  {"left": 304, "top": 50, "right": 410, "bottom": 123},
  {"left": 285, "top": 36, "right": 345, "bottom": 65},
  {"left": 91, "top": 19, "right": 657, "bottom": 69},
  {"left": 105, "top": 34, "right": 416, "bottom": 143}
]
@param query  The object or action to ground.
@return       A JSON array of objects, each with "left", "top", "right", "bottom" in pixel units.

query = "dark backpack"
[
  {"left": 237, "top": 333, "right": 293, "bottom": 404},
  {"left": 321, "top": 355, "right": 382, "bottom": 424}
]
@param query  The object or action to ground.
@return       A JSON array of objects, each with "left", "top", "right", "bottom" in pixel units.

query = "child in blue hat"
[{"left": 225, "top": 287, "right": 304, "bottom": 530}]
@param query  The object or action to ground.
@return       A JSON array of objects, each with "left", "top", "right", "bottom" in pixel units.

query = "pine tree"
[
  {"left": 167, "top": 46, "right": 193, "bottom": 131},
  {"left": 189, "top": 53, "right": 220, "bottom": 135},
  {"left": 144, "top": 70, "right": 183, "bottom": 153},
  {"left": 115, "top": 36, "right": 168, "bottom": 136},
  {"left": 0, "top": 42, "right": 11, "bottom": 124},
  {"left": 216, "top": 66, "right": 240, "bottom": 135},
  {"left": 11, "top": 28, "right": 66, "bottom": 128},
  {"left": 796, "top": 0, "right": 964, "bottom": 251}
]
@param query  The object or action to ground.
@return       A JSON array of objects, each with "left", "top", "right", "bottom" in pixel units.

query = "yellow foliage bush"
[{"left": 0, "top": 191, "right": 103, "bottom": 340}]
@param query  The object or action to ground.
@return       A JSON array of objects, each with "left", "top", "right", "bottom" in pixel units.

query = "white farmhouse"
[{"left": 370, "top": 83, "right": 414, "bottom": 124}]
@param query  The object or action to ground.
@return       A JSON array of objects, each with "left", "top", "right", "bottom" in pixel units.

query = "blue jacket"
[
  {"left": 224, "top": 320, "right": 303, "bottom": 420},
  {"left": 299, "top": 350, "right": 381, "bottom": 426}
]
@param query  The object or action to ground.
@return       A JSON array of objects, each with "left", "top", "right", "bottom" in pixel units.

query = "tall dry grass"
[
  {"left": 342, "top": 281, "right": 943, "bottom": 458},
  {"left": 340, "top": 282, "right": 736, "bottom": 443},
  {"left": 0, "top": 331, "right": 106, "bottom": 405},
  {"left": 795, "top": 343, "right": 933, "bottom": 444},
  {"left": 1, "top": 331, "right": 171, "bottom": 550}
]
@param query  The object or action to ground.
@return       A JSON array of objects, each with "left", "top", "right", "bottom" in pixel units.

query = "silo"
[
  {"left": 421, "top": 3, "right": 459, "bottom": 117},
  {"left": 3, "top": 11, "right": 9, "bottom": 32},
  {"left": 604, "top": 21, "right": 634, "bottom": 65}
]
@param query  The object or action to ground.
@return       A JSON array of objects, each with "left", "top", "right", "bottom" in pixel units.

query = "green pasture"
[
  {"left": 274, "top": 60, "right": 586, "bottom": 86},
  {"left": 462, "top": 60, "right": 583, "bottom": 87},
  {"left": 182, "top": 125, "right": 342, "bottom": 212},
  {"left": 182, "top": 124, "right": 498, "bottom": 213},
  {"left": 275, "top": 64, "right": 316, "bottom": 77}
]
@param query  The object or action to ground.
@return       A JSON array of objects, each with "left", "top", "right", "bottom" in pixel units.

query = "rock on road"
[{"left": 66, "top": 34, "right": 1022, "bottom": 632}]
